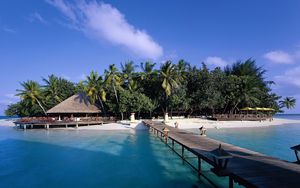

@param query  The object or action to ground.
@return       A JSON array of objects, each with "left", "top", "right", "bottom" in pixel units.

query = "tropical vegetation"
[{"left": 5, "top": 59, "right": 295, "bottom": 119}]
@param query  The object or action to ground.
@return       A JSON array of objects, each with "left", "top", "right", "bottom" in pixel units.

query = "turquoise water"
[
  {"left": 0, "top": 125, "right": 230, "bottom": 188},
  {"left": 189, "top": 115, "right": 300, "bottom": 162},
  {"left": 1, "top": 115, "right": 299, "bottom": 188}
]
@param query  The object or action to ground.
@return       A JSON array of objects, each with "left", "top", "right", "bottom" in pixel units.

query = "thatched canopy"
[{"left": 47, "top": 93, "right": 101, "bottom": 114}]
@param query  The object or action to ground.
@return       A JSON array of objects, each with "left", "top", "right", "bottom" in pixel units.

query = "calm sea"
[
  {"left": 190, "top": 114, "right": 300, "bottom": 162},
  {"left": 0, "top": 122, "right": 229, "bottom": 188},
  {"left": 0, "top": 115, "right": 299, "bottom": 187}
]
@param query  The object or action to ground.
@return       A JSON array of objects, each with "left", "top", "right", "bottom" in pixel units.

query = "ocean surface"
[
  {"left": 0, "top": 115, "right": 299, "bottom": 188},
  {"left": 0, "top": 123, "right": 228, "bottom": 188},
  {"left": 189, "top": 114, "right": 300, "bottom": 162}
]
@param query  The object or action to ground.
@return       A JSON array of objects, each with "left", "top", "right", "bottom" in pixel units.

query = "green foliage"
[
  {"left": 5, "top": 103, "right": 21, "bottom": 116},
  {"left": 7, "top": 58, "right": 288, "bottom": 118},
  {"left": 279, "top": 97, "right": 296, "bottom": 110},
  {"left": 43, "top": 75, "right": 76, "bottom": 109}
]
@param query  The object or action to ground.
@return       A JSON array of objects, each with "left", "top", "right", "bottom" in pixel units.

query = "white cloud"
[
  {"left": 28, "top": 12, "right": 48, "bottom": 24},
  {"left": 0, "top": 100, "right": 14, "bottom": 105},
  {"left": 275, "top": 66, "right": 300, "bottom": 87},
  {"left": 47, "top": 0, "right": 163, "bottom": 59},
  {"left": 2, "top": 26, "right": 16, "bottom": 33},
  {"left": 205, "top": 56, "right": 228, "bottom": 67},
  {"left": 78, "top": 74, "right": 86, "bottom": 81},
  {"left": 4, "top": 94, "right": 19, "bottom": 100},
  {"left": 46, "top": 0, "right": 76, "bottom": 21},
  {"left": 0, "top": 94, "right": 20, "bottom": 106},
  {"left": 263, "top": 50, "right": 294, "bottom": 64},
  {"left": 61, "top": 74, "right": 71, "bottom": 80}
]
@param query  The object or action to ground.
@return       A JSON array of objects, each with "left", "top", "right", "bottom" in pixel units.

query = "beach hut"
[{"left": 47, "top": 92, "right": 101, "bottom": 121}]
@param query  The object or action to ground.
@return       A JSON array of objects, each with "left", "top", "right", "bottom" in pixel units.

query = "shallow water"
[
  {"left": 0, "top": 126, "right": 231, "bottom": 188},
  {"left": 189, "top": 116, "right": 300, "bottom": 162}
]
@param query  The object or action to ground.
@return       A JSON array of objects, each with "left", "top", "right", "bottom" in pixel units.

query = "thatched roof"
[{"left": 47, "top": 93, "right": 101, "bottom": 114}]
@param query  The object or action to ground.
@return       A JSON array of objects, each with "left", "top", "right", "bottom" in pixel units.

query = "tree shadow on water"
[{"left": 0, "top": 130, "right": 210, "bottom": 188}]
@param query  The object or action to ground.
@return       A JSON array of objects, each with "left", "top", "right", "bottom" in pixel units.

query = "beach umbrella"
[
  {"left": 264, "top": 108, "right": 275, "bottom": 111},
  {"left": 240, "top": 107, "right": 255, "bottom": 111},
  {"left": 255, "top": 107, "right": 264, "bottom": 111}
]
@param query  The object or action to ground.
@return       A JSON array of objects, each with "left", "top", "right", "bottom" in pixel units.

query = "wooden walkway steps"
[{"left": 143, "top": 120, "right": 300, "bottom": 188}]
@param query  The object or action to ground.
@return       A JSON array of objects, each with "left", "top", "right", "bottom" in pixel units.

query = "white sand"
[
  {"left": 1, "top": 117, "right": 299, "bottom": 130},
  {"left": 162, "top": 118, "right": 300, "bottom": 129},
  {"left": 0, "top": 119, "right": 16, "bottom": 126},
  {"left": 78, "top": 123, "right": 131, "bottom": 130}
]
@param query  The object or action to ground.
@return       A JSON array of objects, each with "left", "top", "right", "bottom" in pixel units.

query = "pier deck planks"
[{"left": 143, "top": 120, "right": 300, "bottom": 188}]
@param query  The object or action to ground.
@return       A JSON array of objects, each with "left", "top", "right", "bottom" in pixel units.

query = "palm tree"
[
  {"left": 121, "top": 61, "right": 136, "bottom": 78},
  {"left": 84, "top": 71, "right": 107, "bottom": 116},
  {"left": 121, "top": 61, "right": 137, "bottom": 90},
  {"left": 104, "top": 64, "right": 123, "bottom": 119},
  {"left": 43, "top": 75, "right": 62, "bottom": 103},
  {"left": 176, "top": 59, "right": 190, "bottom": 78},
  {"left": 140, "top": 61, "right": 156, "bottom": 79},
  {"left": 160, "top": 61, "right": 181, "bottom": 113},
  {"left": 105, "top": 64, "right": 122, "bottom": 102},
  {"left": 160, "top": 61, "right": 181, "bottom": 97},
  {"left": 279, "top": 97, "right": 296, "bottom": 109},
  {"left": 16, "top": 80, "right": 47, "bottom": 115}
]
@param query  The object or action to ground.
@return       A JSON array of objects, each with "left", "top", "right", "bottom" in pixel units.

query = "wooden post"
[
  {"left": 198, "top": 156, "right": 201, "bottom": 177},
  {"left": 229, "top": 176, "right": 234, "bottom": 188},
  {"left": 295, "top": 150, "right": 300, "bottom": 162},
  {"left": 172, "top": 140, "right": 174, "bottom": 149}
]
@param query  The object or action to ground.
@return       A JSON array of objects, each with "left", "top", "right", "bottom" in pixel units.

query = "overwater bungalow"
[
  {"left": 47, "top": 92, "right": 101, "bottom": 121},
  {"left": 15, "top": 92, "right": 115, "bottom": 129}
]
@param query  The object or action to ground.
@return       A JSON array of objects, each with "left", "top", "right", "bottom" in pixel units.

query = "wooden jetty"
[
  {"left": 143, "top": 120, "right": 300, "bottom": 188},
  {"left": 14, "top": 120, "right": 105, "bottom": 130}
]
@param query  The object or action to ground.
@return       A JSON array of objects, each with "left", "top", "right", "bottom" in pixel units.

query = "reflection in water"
[{"left": 0, "top": 126, "right": 221, "bottom": 188}]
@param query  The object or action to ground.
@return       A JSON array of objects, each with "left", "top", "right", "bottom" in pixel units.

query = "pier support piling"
[{"left": 198, "top": 157, "right": 202, "bottom": 177}]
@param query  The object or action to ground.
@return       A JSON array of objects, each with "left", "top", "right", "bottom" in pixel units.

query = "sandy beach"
[
  {"left": 1, "top": 117, "right": 300, "bottom": 130},
  {"left": 163, "top": 118, "right": 300, "bottom": 129},
  {"left": 0, "top": 119, "right": 16, "bottom": 127}
]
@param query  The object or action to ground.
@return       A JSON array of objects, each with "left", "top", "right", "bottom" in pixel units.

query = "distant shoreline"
[
  {"left": 163, "top": 117, "right": 300, "bottom": 129},
  {"left": 1, "top": 117, "right": 300, "bottom": 130}
]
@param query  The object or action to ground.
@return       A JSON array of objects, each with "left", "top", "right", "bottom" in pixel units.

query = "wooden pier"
[
  {"left": 143, "top": 120, "right": 300, "bottom": 188},
  {"left": 15, "top": 121, "right": 104, "bottom": 129}
]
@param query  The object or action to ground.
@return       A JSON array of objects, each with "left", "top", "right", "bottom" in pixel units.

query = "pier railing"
[{"left": 143, "top": 120, "right": 300, "bottom": 188}]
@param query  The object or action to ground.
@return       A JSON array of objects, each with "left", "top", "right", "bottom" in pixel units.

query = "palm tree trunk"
[
  {"left": 113, "top": 85, "right": 119, "bottom": 103},
  {"left": 36, "top": 99, "right": 47, "bottom": 115},
  {"left": 112, "top": 77, "right": 119, "bottom": 104},
  {"left": 98, "top": 96, "right": 107, "bottom": 117}
]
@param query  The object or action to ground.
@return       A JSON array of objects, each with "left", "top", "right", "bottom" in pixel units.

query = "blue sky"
[{"left": 1, "top": 0, "right": 300, "bottom": 115}]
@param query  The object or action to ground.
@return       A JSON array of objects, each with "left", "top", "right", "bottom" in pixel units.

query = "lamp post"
[
  {"left": 164, "top": 113, "right": 169, "bottom": 123},
  {"left": 130, "top": 113, "right": 135, "bottom": 123}
]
